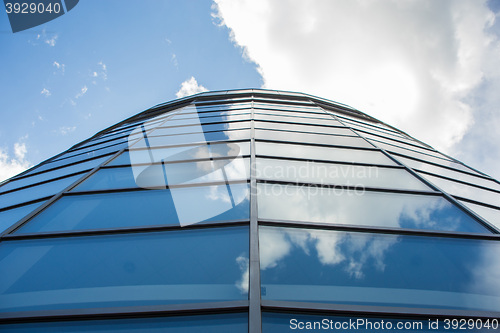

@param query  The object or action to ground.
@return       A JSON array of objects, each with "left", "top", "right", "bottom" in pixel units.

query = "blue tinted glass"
[
  {"left": 263, "top": 313, "right": 480, "bottom": 333},
  {"left": 74, "top": 158, "right": 250, "bottom": 191},
  {"left": 254, "top": 113, "right": 342, "bottom": 126},
  {"left": 257, "top": 183, "right": 489, "bottom": 233},
  {"left": 151, "top": 121, "right": 250, "bottom": 137},
  {"left": 17, "top": 184, "right": 249, "bottom": 233},
  {"left": 260, "top": 226, "right": 500, "bottom": 311},
  {"left": 0, "top": 227, "right": 249, "bottom": 312},
  {"left": 255, "top": 121, "right": 353, "bottom": 136},
  {"left": 40, "top": 152, "right": 118, "bottom": 172},
  {"left": 134, "top": 130, "right": 250, "bottom": 149},
  {"left": 0, "top": 156, "right": 109, "bottom": 194},
  {"left": 256, "top": 142, "right": 397, "bottom": 166},
  {"left": 256, "top": 158, "right": 430, "bottom": 191},
  {"left": 163, "top": 114, "right": 250, "bottom": 127},
  {"left": 173, "top": 110, "right": 251, "bottom": 120},
  {"left": 255, "top": 129, "right": 373, "bottom": 148},
  {"left": 109, "top": 141, "right": 251, "bottom": 166},
  {"left": 53, "top": 142, "right": 126, "bottom": 162},
  {"left": 0, "top": 313, "right": 248, "bottom": 333},
  {"left": 417, "top": 172, "right": 500, "bottom": 208},
  {"left": 0, "top": 201, "right": 45, "bottom": 234},
  {"left": 0, "top": 174, "right": 83, "bottom": 210},
  {"left": 460, "top": 200, "right": 500, "bottom": 230}
]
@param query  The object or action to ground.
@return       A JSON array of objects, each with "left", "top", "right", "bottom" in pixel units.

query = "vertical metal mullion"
[{"left": 249, "top": 96, "right": 262, "bottom": 333}]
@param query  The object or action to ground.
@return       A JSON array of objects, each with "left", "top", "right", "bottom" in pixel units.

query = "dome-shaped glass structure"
[{"left": 0, "top": 89, "right": 499, "bottom": 332}]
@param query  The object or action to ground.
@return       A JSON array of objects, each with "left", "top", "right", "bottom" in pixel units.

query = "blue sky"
[{"left": 1, "top": 0, "right": 500, "bottom": 181}]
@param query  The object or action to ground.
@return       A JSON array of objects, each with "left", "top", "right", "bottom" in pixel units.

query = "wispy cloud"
[
  {"left": 59, "top": 126, "right": 77, "bottom": 135},
  {"left": 0, "top": 138, "right": 31, "bottom": 182},
  {"left": 53, "top": 61, "right": 65, "bottom": 74},
  {"left": 75, "top": 85, "right": 88, "bottom": 99},
  {"left": 40, "top": 88, "right": 51, "bottom": 97},
  {"left": 176, "top": 76, "right": 208, "bottom": 98}
]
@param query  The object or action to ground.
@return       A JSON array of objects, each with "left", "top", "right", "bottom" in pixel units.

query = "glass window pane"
[
  {"left": 256, "top": 158, "right": 430, "bottom": 191},
  {"left": 260, "top": 226, "right": 500, "bottom": 311},
  {"left": 254, "top": 108, "right": 333, "bottom": 119},
  {"left": 0, "top": 201, "right": 46, "bottom": 234},
  {"left": 136, "top": 129, "right": 250, "bottom": 148},
  {"left": 389, "top": 151, "right": 482, "bottom": 176},
  {"left": 53, "top": 142, "right": 126, "bottom": 162},
  {"left": 172, "top": 110, "right": 251, "bottom": 120},
  {"left": 0, "top": 313, "right": 248, "bottom": 333},
  {"left": 397, "top": 156, "right": 500, "bottom": 191},
  {"left": 254, "top": 113, "right": 342, "bottom": 126},
  {"left": 162, "top": 114, "right": 250, "bottom": 127},
  {"left": 110, "top": 141, "right": 250, "bottom": 166},
  {"left": 151, "top": 121, "right": 250, "bottom": 137},
  {"left": 257, "top": 183, "right": 489, "bottom": 233},
  {"left": 417, "top": 172, "right": 500, "bottom": 207},
  {"left": 0, "top": 174, "right": 84, "bottom": 210},
  {"left": 74, "top": 158, "right": 250, "bottom": 191},
  {"left": 255, "top": 129, "right": 372, "bottom": 148},
  {"left": 17, "top": 183, "right": 249, "bottom": 233},
  {"left": 459, "top": 200, "right": 500, "bottom": 230},
  {"left": 263, "top": 313, "right": 468, "bottom": 333},
  {"left": 366, "top": 136, "right": 448, "bottom": 160},
  {"left": 256, "top": 142, "right": 397, "bottom": 166},
  {"left": 0, "top": 156, "right": 109, "bottom": 194},
  {"left": 255, "top": 121, "right": 352, "bottom": 136},
  {"left": 0, "top": 226, "right": 249, "bottom": 312}
]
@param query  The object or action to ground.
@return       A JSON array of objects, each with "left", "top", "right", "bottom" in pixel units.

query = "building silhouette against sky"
[{"left": 0, "top": 89, "right": 499, "bottom": 332}]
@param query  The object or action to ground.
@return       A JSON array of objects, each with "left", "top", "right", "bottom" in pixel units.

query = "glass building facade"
[{"left": 0, "top": 89, "right": 499, "bottom": 332}]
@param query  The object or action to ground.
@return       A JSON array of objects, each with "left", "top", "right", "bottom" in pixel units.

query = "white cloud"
[
  {"left": 53, "top": 61, "right": 65, "bottom": 74},
  {"left": 40, "top": 88, "right": 51, "bottom": 97},
  {"left": 0, "top": 140, "right": 31, "bottom": 182},
  {"left": 213, "top": 0, "right": 500, "bottom": 177},
  {"left": 75, "top": 85, "right": 88, "bottom": 99},
  {"left": 176, "top": 76, "right": 208, "bottom": 98},
  {"left": 44, "top": 34, "right": 58, "bottom": 47},
  {"left": 59, "top": 126, "right": 77, "bottom": 135}
]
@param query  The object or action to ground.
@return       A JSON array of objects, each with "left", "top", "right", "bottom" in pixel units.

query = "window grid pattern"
[{"left": 0, "top": 89, "right": 499, "bottom": 332}]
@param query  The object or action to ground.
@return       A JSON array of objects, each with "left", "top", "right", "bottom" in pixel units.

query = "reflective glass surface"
[
  {"left": 389, "top": 151, "right": 482, "bottom": 176},
  {"left": 459, "top": 200, "right": 500, "bottom": 230},
  {"left": 17, "top": 183, "right": 249, "bottom": 233},
  {"left": 260, "top": 226, "right": 500, "bottom": 311},
  {"left": 254, "top": 121, "right": 353, "bottom": 136},
  {"left": 53, "top": 142, "right": 126, "bottom": 162},
  {"left": 254, "top": 108, "right": 334, "bottom": 119},
  {"left": 44, "top": 150, "right": 120, "bottom": 170},
  {"left": 256, "top": 158, "right": 430, "bottom": 191},
  {"left": 0, "top": 156, "right": 109, "bottom": 194},
  {"left": 257, "top": 183, "right": 489, "bottom": 233},
  {"left": 256, "top": 142, "right": 397, "bottom": 166},
  {"left": 0, "top": 174, "right": 84, "bottom": 210},
  {"left": 171, "top": 110, "right": 251, "bottom": 120},
  {"left": 0, "top": 201, "right": 46, "bottom": 234},
  {"left": 109, "top": 141, "right": 250, "bottom": 166},
  {"left": 0, "top": 227, "right": 249, "bottom": 312},
  {"left": 255, "top": 129, "right": 372, "bottom": 148},
  {"left": 367, "top": 137, "right": 448, "bottom": 160},
  {"left": 254, "top": 113, "right": 342, "bottom": 126},
  {"left": 150, "top": 121, "right": 250, "bottom": 137},
  {"left": 74, "top": 158, "right": 250, "bottom": 191},
  {"left": 161, "top": 114, "right": 249, "bottom": 127},
  {"left": 0, "top": 313, "right": 248, "bottom": 333},
  {"left": 417, "top": 172, "right": 500, "bottom": 207},
  {"left": 135, "top": 129, "right": 250, "bottom": 148},
  {"left": 262, "top": 313, "right": 484, "bottom": 333},
  {"left": 375, "top": 141, "right": 452, "bottom": 163},
  {"left": 397, "top": 156, "right": 500, "bottom": 192}
]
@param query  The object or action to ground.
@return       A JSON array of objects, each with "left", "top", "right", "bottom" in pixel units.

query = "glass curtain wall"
[{"left": 0, "top": 89, "right": 499, "bottom": 332}]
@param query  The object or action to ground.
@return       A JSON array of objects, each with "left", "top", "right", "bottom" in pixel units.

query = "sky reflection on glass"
[
  {"left": 257, "top": 183, "right": 489, "bottom": 233},
  {"left": 0, "top": 227, "right": 249, "bottom": 312},
  {"left": 259, "top": 226, "right": 500, "bottom": 311}
]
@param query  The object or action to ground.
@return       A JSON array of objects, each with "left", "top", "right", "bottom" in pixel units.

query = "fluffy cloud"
[
  {"left": 0, "top": 141, "right": 31, "bottom": 182},
  {"left": 176, "top": 76, "right": 208, "bottom": 98},
  {"left": 213, "top": 0, "right": 500, "bottom": 177}
]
